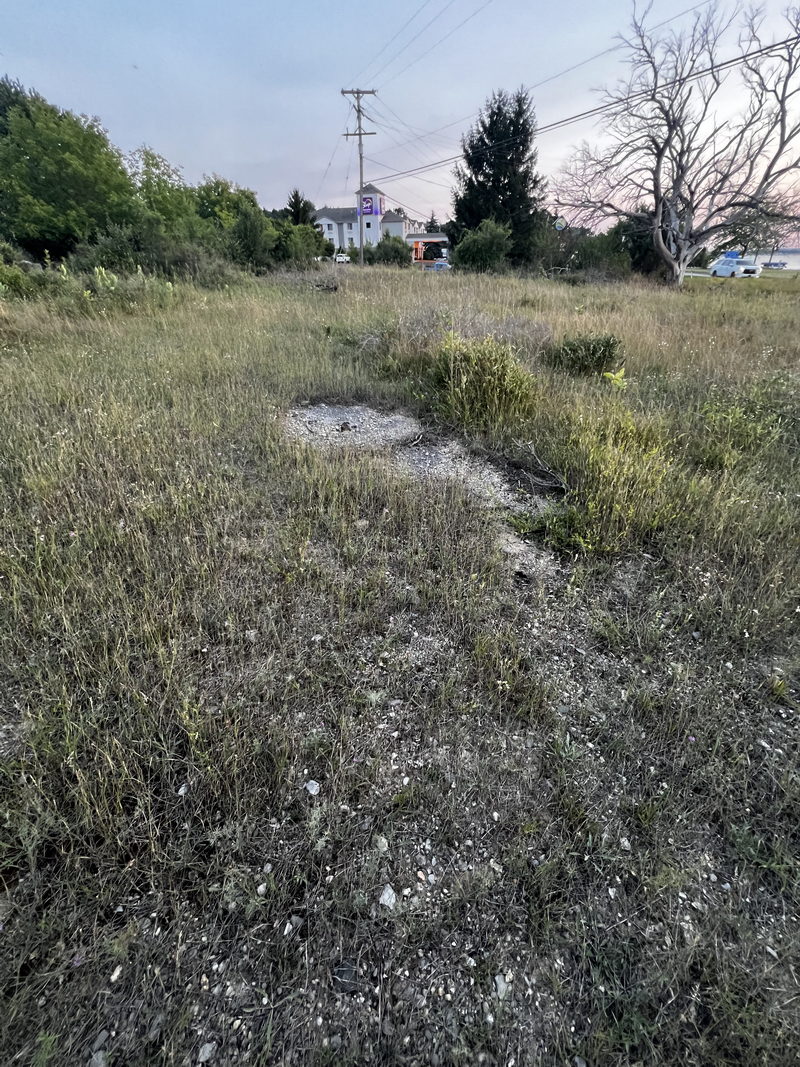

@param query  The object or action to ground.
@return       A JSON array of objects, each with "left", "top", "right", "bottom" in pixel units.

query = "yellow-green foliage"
[{"left": 432, "top": 330, "right": 537, "bottom": 434}]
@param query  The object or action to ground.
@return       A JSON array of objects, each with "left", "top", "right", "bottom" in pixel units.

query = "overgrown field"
[{"left": 0, "top": 269, "right": 798, "bottom": 1066}]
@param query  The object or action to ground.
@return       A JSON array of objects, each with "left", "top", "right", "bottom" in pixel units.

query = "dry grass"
[{"left": 0, "top": 269, "right": 798, "bottom": 1066}]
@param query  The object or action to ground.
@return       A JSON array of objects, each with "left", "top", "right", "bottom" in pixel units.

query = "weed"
[
  {"left": 431, "top": 331, "right": 538, "bottom": 434},
  {"left": 543, "top": 332, "right": 622, "bottom": 375}
]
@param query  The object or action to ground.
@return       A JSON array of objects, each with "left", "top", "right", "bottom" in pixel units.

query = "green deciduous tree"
[
  {"left": 196, "top": 176, "right": 259, "bottom": 229},
  {"left": 0, "top": 92, "right": 137, "bottom": 258},
  {"left": 230, "top": 202, "right": 277, "bottom": 269},
  {"left": 127, "top": 147, "right": 199, "bottom": 239},
  {"left": 452, "top": 88, "right": 547, "bottom": 266}
]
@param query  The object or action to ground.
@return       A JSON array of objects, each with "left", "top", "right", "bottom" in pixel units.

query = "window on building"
[
  {"left": 366, "top": 221, "right": 371, "bottom": 228},
  {"left": 327, "top": 224, "right": 333, "bottom": 231},
  {"left": 347, "top": 223, "right": 353, "bottom": 230}
]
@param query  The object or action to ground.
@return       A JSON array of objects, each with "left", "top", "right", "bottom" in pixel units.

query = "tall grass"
[{"left": 0, "top": 270, "right": 797, "bottom": 1065}]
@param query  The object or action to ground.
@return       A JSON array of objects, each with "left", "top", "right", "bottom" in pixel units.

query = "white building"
[{"left": 314, "top": 184, "right": 423, "bottom": 250}]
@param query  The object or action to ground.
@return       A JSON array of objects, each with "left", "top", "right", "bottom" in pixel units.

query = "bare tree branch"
[{"left": 555, "top": 3, "right": 800, "bottom": 284}]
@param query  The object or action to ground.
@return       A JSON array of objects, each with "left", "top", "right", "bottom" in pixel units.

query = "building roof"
[
  {"left": 315, "top": 207, "right": 358, "bottom": 223},
  {"left": 406, "top": 232, "right": 449, "bottom": 241},
  {"left": 381, "top": 210, "right": 405, "bottom": 222}
]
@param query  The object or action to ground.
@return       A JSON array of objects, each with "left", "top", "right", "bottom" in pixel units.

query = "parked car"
[
  {"left": 708, "top": 257, "right": 762, "bottom": 278},
  {"left": 334, "top": 252, "right": 351, "bottom": 264},
  {"left": 423, "top": 260, "right": 452, "bottom": 271}
]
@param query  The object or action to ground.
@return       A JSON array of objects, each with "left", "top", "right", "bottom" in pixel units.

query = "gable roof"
[{"left": 315, "top": 207, "right": 358, "bottom": 223}]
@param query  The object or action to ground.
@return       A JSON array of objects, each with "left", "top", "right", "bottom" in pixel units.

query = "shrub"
[
  {"left": 451, "top": 219, "right": 511, "bottom": 273},
  {"left": 0, "top": 239, "right": 27, "bottom": 267},
  {"left": 373, "top": 235, "right": 412, "bottom": 267},
  {"left": 543, "top": 333, "right": 622, "bottom": 375},
  {"left": 0, "top": 262, "right": 35, "bottom": 297},
  {"left": 431, "top": 331, "right": 537, "bottom": 434}
]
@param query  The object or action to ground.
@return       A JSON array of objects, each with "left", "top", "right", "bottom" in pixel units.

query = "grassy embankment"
[{"left": 0, "top": 269, "right": 798, "bottom": 1065}]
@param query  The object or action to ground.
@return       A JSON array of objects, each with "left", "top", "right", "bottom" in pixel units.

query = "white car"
[
  {"left": 709, "top": 257, "right": 762, "bottom": 278},
  {"left": 334, "top": 252, "right": 351, "bottom": 264}
]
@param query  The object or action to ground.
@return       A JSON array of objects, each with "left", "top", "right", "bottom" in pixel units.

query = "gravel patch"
[
  {"left": 283, "top": 403, "right": 422, "bottom": 449},
  {"left": 283, "top": 402, "right": 547, "bottom": 517}
]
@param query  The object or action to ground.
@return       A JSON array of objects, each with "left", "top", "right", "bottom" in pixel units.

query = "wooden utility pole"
[{"left": 341, "top": 89, "right": 376, "bottom": 266}]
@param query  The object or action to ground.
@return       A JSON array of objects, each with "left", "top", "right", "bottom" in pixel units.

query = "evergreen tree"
[
  {"left": 286, "top": 189, "right": 315, "bottom": 226},
  {"left": 452, "top": 88, "right": 546, "bottom": 266},
  {"left": 425, "top": 212, "right": 440, "bottom": 233}
]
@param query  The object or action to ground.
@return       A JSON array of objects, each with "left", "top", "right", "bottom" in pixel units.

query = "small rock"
[
  {"left": 379, "top": 884, "right": 397, "bottom": 910},
  {"left": 178, "top": 783, "right": 190, "bottom": 797},
  {"left": 89, "top": 1053, "right": 108, "bottom": 1067},
  {"left": 256, "top": 883, "right": 268, "bottom": 897},
  {"left": 374, "top": 835, "right": 389, "bottom": 854},
  {"left": 355, "top": 519, "right": 370, "bottom": 530},
  {"left": 198, "top": 1042, "right": 217, "bottom": 1064},
  {"left": 283, "top": 914, "right": 303, "bottom": 937},
  {"left": 109, "top": 965, "right": 122, "bottom": 984},
  {"left": 304, "top": 780, "right": 320, "bottom": 796},
  {"left": 574, "top": 1057, "right": 588, "bottom": 1067},
  {"left": 620, "top": 837, "right": 631, "bottom": 852},
  {"left": 494, "top": 974, "right": 509, "bottom": 1000}
]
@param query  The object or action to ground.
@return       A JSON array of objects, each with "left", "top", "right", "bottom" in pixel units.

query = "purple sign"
[{"left": 361, "top": 195, "right": 374, "bottom": 216}]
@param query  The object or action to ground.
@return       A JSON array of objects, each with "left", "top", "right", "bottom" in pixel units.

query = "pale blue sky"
[{"left": 2, "top": 1, "right": 790, "bottom": 221}]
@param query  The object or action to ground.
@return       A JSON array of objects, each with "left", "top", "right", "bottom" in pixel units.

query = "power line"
[
  {"left": 367, "top": 32, "right": 800, "bottom": 185},
  {"left": 315, "top": 102, "right": 352, "bottom": 201},
  {"left": 524, "top": 0, "right": 716, "bottom": 95},
  {"left": 348, "top": 0, "right": 434, "bottom": 86},
  {"left": 363, "top": 104, "right": 457, "bottom": 180},
  {"left": 381, "top": 191, "right": 431, "bottom": 223},
  {"left": 342, "top": 88, "right": 377, "bottom": 266},
  {"left": 367, "top": 0, "right": 716, "bottom": 163},
  {"left": 365, "top": 155, "right": 453, "bottom": 190},
  {"left": 380, "top": 0, "right": 495, "bottom": 89},
  {"left": 365, "top": 0, "right": 460, "bottom": 87}
]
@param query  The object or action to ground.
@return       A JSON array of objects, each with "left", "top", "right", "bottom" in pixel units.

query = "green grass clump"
[
  {"left": 431, "top": 330, "right": 537, "bottom": 434},
  {"left": 543, "top": 332, "right": 622, "bottom": 375}
]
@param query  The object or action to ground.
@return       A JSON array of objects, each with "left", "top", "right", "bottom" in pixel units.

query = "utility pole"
[{"left": 341, "top": 88, "right": 377, "bottom": 266}]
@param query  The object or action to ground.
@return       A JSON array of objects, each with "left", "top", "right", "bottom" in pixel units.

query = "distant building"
[
  {"left": 314, "top": 184, "right": 423, "bottom": 250},
  {"left": 405, "top": 231, "right": 450, "bottom": 263}
]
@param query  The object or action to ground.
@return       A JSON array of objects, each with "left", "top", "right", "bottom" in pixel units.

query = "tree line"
[
  {"left": 0, "top": 78, "right": 333, "bottom": 279},
  {"left": 446, "top": 4, "right": 800, "bottom": 285}
]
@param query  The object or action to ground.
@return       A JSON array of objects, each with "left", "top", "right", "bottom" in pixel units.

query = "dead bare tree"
[{"left": 556, "top": 4, "right": 800, "bottom": 285}]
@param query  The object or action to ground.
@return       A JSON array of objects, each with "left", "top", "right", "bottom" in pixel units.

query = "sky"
[{"left": 2, "top": 0, "right": 792, "bottom": 222}]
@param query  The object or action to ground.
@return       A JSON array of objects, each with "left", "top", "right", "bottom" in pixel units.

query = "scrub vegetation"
[{"left": 0, "top": 267, "right": 798, "bottom": 1066}]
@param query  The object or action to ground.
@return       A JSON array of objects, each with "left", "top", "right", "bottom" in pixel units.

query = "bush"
[
  {"left": 451, "top": 219, "right": 511, "bottom": 273},
  {"left": 373, "top": 235, "right": 412, "bottom": 267},
  {"left": 0, "top": 263, "right": 36, "bottom": 297},
  {"left": 431, "top": 331, "right": 537, "bottom": 434},
  {"left": 543, "top": 333, "right": 622, "bottom": 375},
  {"left": 0, "top": 239, "right": 27, "bottom": 267},
  {"left": 230, "top": 203, "right": 277, "bottom": 270}
]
